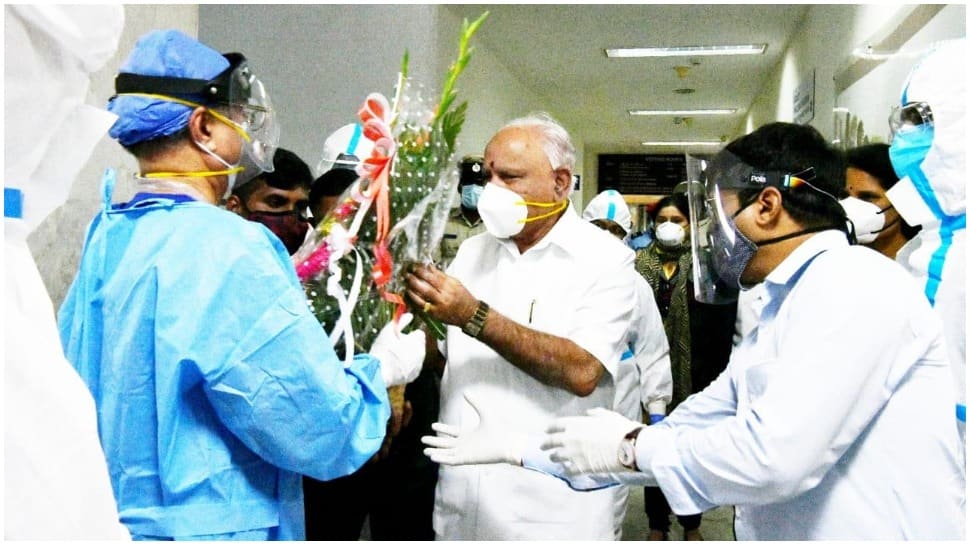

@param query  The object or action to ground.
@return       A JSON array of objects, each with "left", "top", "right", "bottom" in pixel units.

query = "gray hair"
[{"left": 502, "top": 112, "right": 576, "bottom": 172}]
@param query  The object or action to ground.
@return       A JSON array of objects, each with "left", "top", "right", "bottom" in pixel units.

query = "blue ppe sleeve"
[{"left": 196, "top": 236, "right": 390, "bottom": 481}]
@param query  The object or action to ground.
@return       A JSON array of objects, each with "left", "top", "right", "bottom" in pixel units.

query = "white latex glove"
[
  {"left": 540, "top": 407, "right": 644, "bottom": 479},
  {"left": 421, "top": 394, "right": 524, "bottom": 466},
  {"left": 369, "top": 313, "right": 426, "bottom": 387}
]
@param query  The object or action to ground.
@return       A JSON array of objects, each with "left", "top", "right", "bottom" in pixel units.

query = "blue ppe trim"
[
  {"left": 906, "top": 166, "right": 966, "bottom": 305},
  {"left": 606, "top": 201, "right": 616, "bottom": 221},
  {"left": 620, "top": 347, "right": 634, "bottom": 360},
  {"left": 4, "top": 187, "right": 23, "bottom": 218},
  {"left": 958, "top": 404, "right": 966, "bottom": 423},
  {"left": 348, "top": 123, "right": 362, "bottom": 155},
  {"left": 118, "top": 192, "right": 198, "bottom": 210},
  {"left": 649, "top": 414, "right": 665, "bottom": 425},
  {"left": 101, "top": 168, "right": 116, "bottom": 211}
]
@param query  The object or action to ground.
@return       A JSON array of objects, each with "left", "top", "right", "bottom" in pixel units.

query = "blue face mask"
[
  {"left": 889, "top": 124, "right": 934, "bottom": 179},
  {"left": 461, "top": 184, "right": 484, "bottom": 209}
]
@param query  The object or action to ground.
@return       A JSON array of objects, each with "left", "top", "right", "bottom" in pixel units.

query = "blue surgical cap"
[{"left": 108, "top": 30, "right": 230, "bottom": 146}]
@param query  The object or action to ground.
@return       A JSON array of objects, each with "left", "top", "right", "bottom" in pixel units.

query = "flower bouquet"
[{"left": 292, "top": 12, "right": 488, "bottom": 365}]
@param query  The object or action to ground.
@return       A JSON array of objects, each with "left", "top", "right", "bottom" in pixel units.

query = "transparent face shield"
[
  {"left": 686, "top": 151, "right": 829, "bottom": 304},
  {"left": 686, "top": 153, "right": 742, "bottom": 304},
  {"left": 219, "top": 57, "right": 279, "bottom": 172}
]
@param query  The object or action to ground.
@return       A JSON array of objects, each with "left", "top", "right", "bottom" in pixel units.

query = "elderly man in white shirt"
[
  {"left": 426, "top": 122, "right": 965, "bottom": 540},
  {"left": 405, "top": 113, "right": 637, "bottom": 540}
]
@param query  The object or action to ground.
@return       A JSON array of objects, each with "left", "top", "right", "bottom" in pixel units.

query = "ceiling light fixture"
[
  {"left": 629, "top": 109, "right": 736, "bottom": 116},
  {"left": 641, "top": 140, "right": 723, "bottom": 147},
  {"left": 607, "top": 44, "right": 767, "bottom": 58}
]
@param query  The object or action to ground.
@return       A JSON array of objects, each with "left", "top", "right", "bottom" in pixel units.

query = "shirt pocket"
[{"left": 741, "top": 358, "right": 778, "bottom": 406}]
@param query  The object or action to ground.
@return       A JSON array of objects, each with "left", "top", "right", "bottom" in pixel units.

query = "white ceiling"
[{"left": 444, "top": 4, "right": 811, "bottom": 154}]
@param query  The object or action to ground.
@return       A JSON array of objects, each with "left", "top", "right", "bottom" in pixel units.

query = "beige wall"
[
  {"left": 433, "top": 9, "right": 582, "bottom": 207},
  {"left": 742, "top": 4, "right": 965, "bottom": 143},
  {"left": 28, "top": 4, "right": 199, "bottom": 308}
]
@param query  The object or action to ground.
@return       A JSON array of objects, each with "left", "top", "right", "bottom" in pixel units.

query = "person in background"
[
  {"left": 582, "top": 189, "right": 674, "bottom": 537},
  {"left": 884, "top": 38, "right": 965, "bottom": 463},
  {"left": 840, "top": 143, "right": 919, "bottom": 259},
  {"left": 634, "top": 193, "right": 719, "bottom": 541},
  {"left": 308, "top": 123, "right": 374, "bottom": 226},
  {"left": 437, "top": 154, "right": 487, "bottom": 269},
  {"left": 539, "top": 122, "right": 964, "bottom": 540},
  {"left": 226, "top": 147, "right": 312, "bottom": 254},
  {"left": 57, "top": 29, "right": 425, "bottom": 540},
  {"left": 5, "top": 4, "right": 130, "bottom": 538},
  {"left": 302, "top": 124, "right": 440, "bottom": 541},
  {"left": 407, "top": 112, "right": 637, "bottom": 540},
  {"left": 582, "top": 189, "right": 672, "bottom": 423}
]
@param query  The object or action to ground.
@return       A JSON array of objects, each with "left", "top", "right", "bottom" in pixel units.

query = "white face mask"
[
  {"left": 655, "top": 221, "right": 686, "bottom": 247},
  {"left": 477, "top": 183, "right": 528, "bottom": 238},
  {"left": 194, "top": 139, "right": 243, "bottom": 199},
  {"left": 476, "top": 183, "right": 567, "bottom": 239},
  {"left": 839, "top": 196, "right": 886, "bottom": 244}
]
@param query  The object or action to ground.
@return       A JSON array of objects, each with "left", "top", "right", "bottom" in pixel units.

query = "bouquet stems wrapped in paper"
[{"left": 292, "top": 12, "right": 488, "bottom": 364}]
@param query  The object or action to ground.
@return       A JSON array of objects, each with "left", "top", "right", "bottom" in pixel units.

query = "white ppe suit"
[{"left": 4, "top": 5, "right": 130, "bottom": 539}]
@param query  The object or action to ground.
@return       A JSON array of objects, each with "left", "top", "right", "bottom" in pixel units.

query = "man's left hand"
[{"left": 405, "top": 263, "right": 479, "bottom": 326}]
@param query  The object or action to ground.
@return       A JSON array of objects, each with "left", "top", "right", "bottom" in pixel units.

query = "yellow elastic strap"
[
  {"left": 116, "top": 92, "right": 252, "bottom": 143},
  {"left": 142, "top": 167, "right": 244, "bottom": 179},
  {"left": 517, "top": 199, "right": 569, "bottom": 223}
]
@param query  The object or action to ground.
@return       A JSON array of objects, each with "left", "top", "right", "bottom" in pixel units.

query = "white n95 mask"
[
  {"left": 655, "top": 221, "right": 686, "bottom": 247},
  {"left": 478, "top": 183, "right": 528, "bottom": 238},
  {"left": 839, "top": 196, "right": 885, "bottom": 244},
  {"left": 477, "top": 183, "right": 567, "bottom": 239}
]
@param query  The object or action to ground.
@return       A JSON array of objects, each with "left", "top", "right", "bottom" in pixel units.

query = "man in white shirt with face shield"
[{"left": 425, "top": 121, "right": 965, "bottom": 540}]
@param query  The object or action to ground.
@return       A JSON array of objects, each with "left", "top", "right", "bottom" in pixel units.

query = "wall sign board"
[{"left": 598, "top": 154, "right": 687, "bottom": 195}]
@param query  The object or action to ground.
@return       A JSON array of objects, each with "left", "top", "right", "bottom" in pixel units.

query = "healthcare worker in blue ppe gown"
[
  {"left": 884, "top": 38, "right": 966, "bottom": 458},
  {"left": 57, "top": 30, "right": 425, "bottom": 541}
]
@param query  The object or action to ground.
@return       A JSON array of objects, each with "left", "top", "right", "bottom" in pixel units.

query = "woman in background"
[
  {"left": 844, "top": 143, "right": 920, "bottom": 259},
  {"left": 634, "top": 193, "right": 736, "bottom": 540}
]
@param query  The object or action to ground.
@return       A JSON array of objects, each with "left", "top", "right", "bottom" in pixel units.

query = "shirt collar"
[
  {"left": 762, "top": 229, "right": 848, "bottom": 288},
  {"left": 497, "top": 201, "right": 585, "bottom": 256},
  {"left": 451, "top": 207, "right": 482, "bottom": 227}
]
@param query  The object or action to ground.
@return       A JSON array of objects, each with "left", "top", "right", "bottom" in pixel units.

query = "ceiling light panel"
[
  {"left": 629, "top": 109, "right": 737, "bottom": 116},
  {"left": 641, "top": 141, "right": 723, "bottom": 146},
  {"left": 607, "top": 44, "right": 767, "bottom": 58}
]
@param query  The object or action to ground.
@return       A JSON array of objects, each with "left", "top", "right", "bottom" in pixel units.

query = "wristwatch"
[
  {"left": 461, "top": 300, "right": 490, "bottom": 338},
  {"left": 618, "top": 426, "right": 644, "bottom": 471}
]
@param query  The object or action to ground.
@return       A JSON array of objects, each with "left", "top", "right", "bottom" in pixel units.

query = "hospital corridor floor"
[{"left": 621, "top": 490, "right": 736, "bottom": 541}]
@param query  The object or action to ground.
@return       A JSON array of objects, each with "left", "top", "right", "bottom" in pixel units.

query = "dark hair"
[
  {"left": 844, "top": 144, "right": 898, "bottom": 190},
  {"left": 309, "top": 167, "right": 357, "bottom": 204},
  {"left": 234, "top": 148, "right": 311, "bottom": 201},
  {"left": 727, "top": 122, "right": 846, "bottom": 229},
  {"left": 459, "top": 155, "right": 485, "bottom": 187},
  {"left": 124, "top": 126, "right": 191, "bottom": 160},
  {"left": 844, "top": 143, "right": 920, "bottom": 240},
  {"left": 650, "top": 193, "right": 689, "bottom": 223}
]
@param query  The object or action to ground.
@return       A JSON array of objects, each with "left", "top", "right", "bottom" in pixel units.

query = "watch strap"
[
  {"left": 461, "top": 300, "right": 490, "bottom": 338},
  {"left": 622, "top": 426, "right": 644, "bottom": 471}
]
